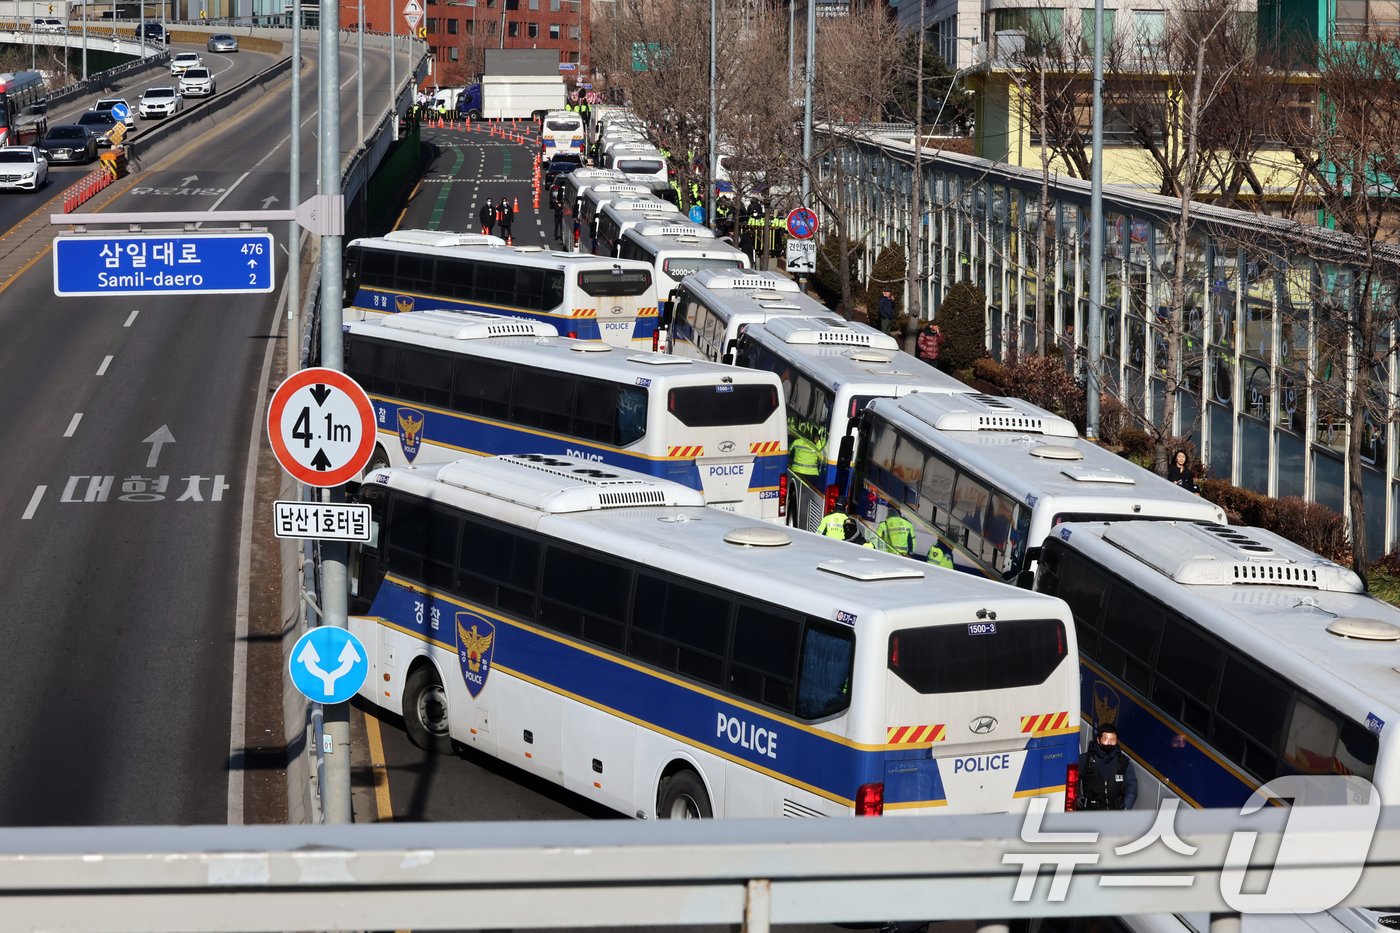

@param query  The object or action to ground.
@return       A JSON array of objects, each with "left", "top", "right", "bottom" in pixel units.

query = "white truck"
[{"left": 455, "top": 49, "right": 566, "bottom": 121}]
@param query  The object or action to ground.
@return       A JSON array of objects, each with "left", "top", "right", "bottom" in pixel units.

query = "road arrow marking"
[
  {"left": 261, "top": 195, "right": 279, "bottom": 209},
  {"left": 181, "top": 174, "right": 199, "bottom": 185},
  {"left": 296, "top": 638, "right": 363, "bottom": 696},
  {"left": 143, "top": 425, "right": 175, "bottom": 468}
]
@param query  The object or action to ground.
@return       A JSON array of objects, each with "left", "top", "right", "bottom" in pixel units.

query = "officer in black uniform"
[{"left": 1076, "top": 722, "right": 1139, "bottom": 810}]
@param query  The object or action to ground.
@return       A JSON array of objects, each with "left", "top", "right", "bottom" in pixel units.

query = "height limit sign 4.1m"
[{"left": 267, "top": 368, "right": 376, "bottom": 488}]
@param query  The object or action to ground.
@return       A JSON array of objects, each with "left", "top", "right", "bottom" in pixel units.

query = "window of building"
[
  {"left": 529, "top": 0, "right": 539, "bottom": 8},
  {"left": 1079, "top": 7, "right": 1115, "bottom": 53},
  {"left": 449, "top": 46, "right": 459, "bottom": 61},
  {"left": 508, "top": 20, "right": 519, "bottom": 36},
  {"left": 1133, "top": 10, "right": 1165, "bottom": 55},
  {"left": 447, "top": 18, "right": 458, "bottom": 33},
  {"left": 528, "top": 21, "right": 538, "bottom": 37},
  {"left": 549, "top": 23, "right": 560, "bottom": 39},
  {"left": 427, "top": 17, "right": 437, "bottom": 33},
  {"left": 569, "top": 23, "right": 580, "bottom": 39},
  {"left": 506, "top": 0, "right": 519, "bottom": 9},
  {"left": 550, "top": 0, "right": 561, "bottom": 9}
]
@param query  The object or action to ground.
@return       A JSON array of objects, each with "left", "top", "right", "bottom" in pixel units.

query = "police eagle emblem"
[
  {"left": 397, "top": 408, "right": 425, "bottom": 462},
  {"left": 394, "top": 295, "right": 415, "bottom": 314},
  {"left": 456, "top": 612, "right": 496, "bottom": 698}
]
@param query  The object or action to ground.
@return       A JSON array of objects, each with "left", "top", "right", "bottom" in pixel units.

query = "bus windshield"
[{"left": 664, "top": 257, "right": 745, "bottom": 278}]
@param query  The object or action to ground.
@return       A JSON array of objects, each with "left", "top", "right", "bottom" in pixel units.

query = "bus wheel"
[
  {"left": 403, "top": 665, "right": 452, "bottom": 754},
  {"left": 658, "top": 769, "right": 712, "bottom": 819}
]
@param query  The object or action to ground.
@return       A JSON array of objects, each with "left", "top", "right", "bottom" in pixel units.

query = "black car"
[
  {"left": 544, "top": 156, "right": 583, "bottom": 189},
  {"left": 137, "top": 21, "right": 167, "bottom": 43},
  {"left": 37, "top": 125, "right": 98, "bottom": 164},
  {"left": 75, "top": 111, "right": 119, "bottom": 147}
]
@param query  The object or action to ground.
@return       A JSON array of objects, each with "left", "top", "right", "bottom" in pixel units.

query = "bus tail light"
[
  {"left": 1064, "top": 762, "right": 1079, "bottom": 812},
  {"left": 777, "top": 473, "right": 788, "bottom": 518},
  {"left": 856, "top": 782, "right": 884, "bottom": 816},
  {"left": 864, "top": 487, "right": 877, "bottom": 519},
  {"left": 823, "top": 484, "right": 841, "bottom": 515}
]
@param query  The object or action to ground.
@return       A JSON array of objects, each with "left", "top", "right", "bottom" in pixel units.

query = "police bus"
[
  {"left": 539, "top": 109, "right": 585, "bottom": 163},
  {"left": 348, "top": 453, "right": 1083, "bottom": 819},
  {"left": 342, "top": 229, "right": 660, "bottom": 348},
  {"left": 1034, "top": 519, "right": 1400, "bottom": 933},
  {"left": 849, "top": 392, "right": 1223, "bottom": 584},
  {"left": 345, "top": 310, "right": 789, "bottom": 520},
  {"left": 593, "top": 197, "right": 681, "bottom": 258},
  {"left": 560, "top": 168, "right": 627, "bottom": 248},
  {"left": 733, "top": 316, "right": 971, "bottom": 533},
  {"left": 617, "top": 220, "right": 751, "bottom": 296},
  {"left": 665, "top": 269, "right": 835, "bottom": 364}
]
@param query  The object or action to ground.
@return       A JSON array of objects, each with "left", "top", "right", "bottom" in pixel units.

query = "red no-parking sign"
[
  {"left": 267, "top": 368, "right": 376, "bottom": 488},
  {"left": 786, "top": 207, "right": 818, "bottom": 240}
]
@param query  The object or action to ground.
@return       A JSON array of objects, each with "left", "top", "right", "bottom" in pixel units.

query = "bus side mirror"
[{"left": 836, "top": 434, "right": 855, "bottom": 469}]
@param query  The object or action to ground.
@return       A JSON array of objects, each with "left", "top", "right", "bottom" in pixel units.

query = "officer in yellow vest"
[
  {"left": 817, "top": 500, "right": 851, "bottom": 539},
  {"left": 789, "top": 433, "right": 821, "bottom": 478},
  {"left": 927, "top": 541, "right": 954, "bottom": 569},
  {"left": 875, "top": 509, "right": 915, "bottom": 557}
]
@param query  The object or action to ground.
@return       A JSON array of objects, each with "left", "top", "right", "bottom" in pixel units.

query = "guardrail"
[{"left": 0, "top": 804, "right": 1395, "bottom": 931}]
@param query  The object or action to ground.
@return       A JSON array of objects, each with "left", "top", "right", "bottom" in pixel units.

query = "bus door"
[{"left": 665, "top": 381, "right": 785, "bottom": 520}]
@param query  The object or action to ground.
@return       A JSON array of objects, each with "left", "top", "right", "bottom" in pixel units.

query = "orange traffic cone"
[{"left": 513, "top": 197, "right": 520, "bottom": 214}]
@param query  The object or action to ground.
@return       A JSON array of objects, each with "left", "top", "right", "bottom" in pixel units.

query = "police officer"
[
  {"left": 497, "top": 199, "right": 514, "bottom": 244},
  {"left": 788, "top": 433, "right": 821, "bottom": 478},
  {"left": 816, "top": 500, "right": 852, "bottom": 539},
  {"left": 551, "top": 185, "right": 566, "bottom": 242},
  {"left": 1077, "top": 722, "right": 1139, "bottom": 811},
  {"left": 875, "top": 508, "right": 915, "bottom": 557},
  {"left": 926, "top": 540, "right": 953, "bottom": 569}
]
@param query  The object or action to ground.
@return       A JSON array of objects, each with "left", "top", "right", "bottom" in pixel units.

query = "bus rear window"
[
  {"left": 578, "top": 268, "right": 653, "bottom": 297},
  {"left": 663, "top": 258, "right": 744, "bottom": 278},
  {"left": 617, "top": 159, "right": 664, "bottom": 174},
  {"left": 545, "top": 119, "right": 580, "bottom": 132},
  {"left": 888, "top": 619, "right": 1067, "bottom": 693},
  {"left": 667, "top": 384, "right": 780, "bottom": 427}
]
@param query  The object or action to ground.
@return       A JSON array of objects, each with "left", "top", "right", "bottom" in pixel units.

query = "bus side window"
[
  {"left": 919, "top": 454, "right": 955, "bottom": 529},
  {"left": 615, "top": 385, "right": 648, "bottom": 445},
  {"left": 349, "top": 488, "right": 386, "bottom": 615}
]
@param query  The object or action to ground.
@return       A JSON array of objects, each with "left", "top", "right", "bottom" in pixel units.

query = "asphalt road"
[{"left": 0, "top": 36, "right": 402, "bottom": 827}]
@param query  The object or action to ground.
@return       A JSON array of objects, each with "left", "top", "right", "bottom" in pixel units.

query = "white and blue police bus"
[
  {"left": 593, "top": 197, "right": 682, "bottom": 258},
  {"left": 348, "top": 453, "right": 1083, "bottom": 819},
  {"left": 665, "top": 269, "right": 837, "bottom": 364},
  {"left": 733, "top": 316, "right": 972, "bottom": 533},
  {"left": 344, "top": 310, "right": 789, "bottom": 520},
  {"left": 1033, "top": 519, "right": 1400, "bottom": 933},
  {"left": 850, "top": 392, "right": 1224, "bottom": 584},
  {"left": 616, "top": 220, "right": 751, "bottom": 296},
  {"left": 342, "top": 229, "right": 660, "bottom": 348},
  {"left": 539, "top": 109, "right": 585, "bottom": 163}
]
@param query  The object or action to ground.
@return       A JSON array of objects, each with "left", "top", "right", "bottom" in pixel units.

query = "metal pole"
[
  {"left": 356, "top": 0, "right": 364, "bottom": 142},
  {"left": 318, "top": 0, "right": 351, "bottom": 827},
  {"left": 288, "top": 0, "right": 301, "bottom": 345},
  {"left": 140, "top": 3, "right": 145, "bottom": 59},
  {"left": 82, "top": 12, "right": 87, "bottom": 82},
  {"left": 801, "top": 0, "right": 814, "bottom": 204},
  {"left": 1086, "top": 0, "right": 1105, "bottom": 439},
  {"left": 706, "top": 0, "right": 715, "bottom": 228},
  {"left": 390, "top": 0, "right": 397, "bottom": 141}
]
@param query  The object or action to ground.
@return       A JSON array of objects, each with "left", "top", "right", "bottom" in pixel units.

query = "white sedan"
[
  {"left": 0, "top": 146, "right": 49, "bottom": 192},
  {"left": 138, "top": 86, "right": 183, "bottom": 119},
  {"left": 170, "top": 51, "right": 203, "bottom": 75}
]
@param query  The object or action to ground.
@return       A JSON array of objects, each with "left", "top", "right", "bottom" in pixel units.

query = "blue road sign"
[
  {"left": 52, "top": 232, "right": 276, "bottom": 297},
  {"left": 110, "top": 102, "right": 130, "bottom": 122},
  {"left": 288, "top": 627, "right": 368, "bottom": 705},
  {"left": 688, "top": 205, "right": 706, "bottom": 224}
]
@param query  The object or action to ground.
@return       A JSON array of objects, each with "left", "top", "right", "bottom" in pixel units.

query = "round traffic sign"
[
  {"left": 288, "top": 627, "right": 368, "bottom": 704},
  {"left": 786, "top": 207, "right": 818, "bottom": 240},
  {"left": 110, "top": 102, "right": 130, "bottom": 121},
  {"left": 688, "top": 204, "right": 706, "bottom": 224},
  {"left": 267, "top": 367, "right": 376, "bottom": 487}
]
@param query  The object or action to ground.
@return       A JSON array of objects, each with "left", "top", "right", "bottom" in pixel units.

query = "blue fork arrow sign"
[{"left": 52, "top": 232, "right": 276, "bottom": 297}]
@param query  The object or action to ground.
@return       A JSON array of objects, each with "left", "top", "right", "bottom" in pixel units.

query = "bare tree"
[{"left": 1263, "top": 32, "right": 1400, "bottom": 581}]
